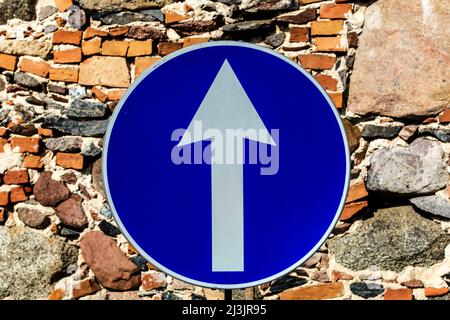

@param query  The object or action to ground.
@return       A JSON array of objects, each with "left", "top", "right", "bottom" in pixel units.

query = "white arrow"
[{"left": 178, "top": 60, "right": 276, "bottom": 272}]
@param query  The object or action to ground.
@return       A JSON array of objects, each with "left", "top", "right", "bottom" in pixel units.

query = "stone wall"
[{"left": 0, "top": 0, "right": 449, "bottom": 300}]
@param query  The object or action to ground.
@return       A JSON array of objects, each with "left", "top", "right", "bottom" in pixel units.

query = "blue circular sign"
[{"left": 103, "top": 41, "right": 349, "bottom": 289}]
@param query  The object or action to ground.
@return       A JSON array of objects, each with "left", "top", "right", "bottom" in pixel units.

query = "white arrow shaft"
[{"left": 211, "top": 145, "right": 244, "bottom": 272}]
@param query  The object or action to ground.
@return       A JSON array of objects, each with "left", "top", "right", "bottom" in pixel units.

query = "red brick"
[
  {"left": 107, "top": 89, "right": 127, "bottom": 101},
  {"left": 10, "top": 137, "right": 40, "bottom": 153},
  {"left": 340, "top": 200, "right": 368, "bottom": 221},
  {"left": 53, "top": 30, "right": 82, "bottom": 45},
  {"left": 331, "top": 270, "right": 353, "bottom": 282},
  {"left": 314, "top": 36, "right": 347, "bottom": 52},
  {"left": 0, "top": 191, "right": 8, "bottom": 206},
  {"left": 328, "top": 91, "right": 343, "bottom": 109},
  {"left": 280, "top": 283, "right": 344, "bottom": 300},
  {"left": 0, "top": 53, "right": 17, "bottom": 71},
  {"left": 82, "top": 38, "right": 102, "bottom": 56},
  {"left": 53, "top": 47, "right": 82, "bottom": 64},
  {"left": 48, "top": 289, "right": 64, "bottom": 300},
  {"left": 183, "top": 37, "right": 209, "bottom": 47},
  {"left": 134, "top": 57, "right": 161, "bottom": 78},
  {"left": 439, "top": 109, "right": 450, "bottom": 123},
  {"left": 3, "top": 169, "right": 28, "bottom": 185},
  {"left": 72, "top": 278, "right": 101, "bottom": 299},
  {"left": 127, "top": 40, "right": 153, "bottom": 57},
  {"left": 141, "top": 271, "right": 166, "bottom": 291},
  {"left": 23, "top": 155, "right": 44, "bottom": 169},
  {"left": 311, "top": 20, "right": 344, "bottom": 36},
  {"left": 108, "top": 26, "right": 129, "bottom": 37},
  {"left": 102, "top": 40, "right": 129, "bottom": 56},
  {"left": 56, "top": 152, "right": 84, "bottom": 170},
  {"left": 384, "top": 288, "right": 413, "bottom": 300},
  {"left": 315, "top": 74, "right": 338, "bottom": 91},
  {"left": 0, "top": 138, "right": 7, "bottom": 152},
  {"left": 18, "top": 58, "right": 50, "bottom": 77},
  {"left": 290, "top": 27, "right": 309, "bottom": 43},
  {"left": 0, "top": 207, "right": 5, "bottom": 223},
  {"left": 49, "top": 67, "right": 79, "bottom": 83},
  {"left": 345, "top": 181, "right": 368, "bottom": 203},
  {"left": 158, "top": 42, "right": 183, "bottom": 56},
  {"left": 91, "top": 86, "right": 108, "bottom": 103},
  {"left": 84, "top": 27, "right": 108, "bottom": 40},
  {"left": 164, "top": 10, "right": 189, "bottom": 24},
  {"left": 424, "top": 287, "right": 449, "bottom": 297},
  {"left": 0, "top": 127, "right": 8, "bottom": 137},
  {"left": 54, "top": 0, "right": 73, "bottom": 11},
  {"left": 298, "top": 54, "right": 336, "bottom": 70},
  {"left": 38, "top": 127, "right": 53, "bottom": 137},
  {"left": 320, "top": 3, "right": 352, "bottom": 19},
  {"left": 10, "top": 187, "right": 27, "bottom": 203}
]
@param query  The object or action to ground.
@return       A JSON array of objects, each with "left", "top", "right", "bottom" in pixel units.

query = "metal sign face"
[{"left": 103, "top": 41, "right": 350, "bottom": 289}]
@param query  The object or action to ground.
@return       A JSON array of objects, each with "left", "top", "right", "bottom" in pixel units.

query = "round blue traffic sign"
[{"left": 103, "top": 41, "right": 349, "bottom": 289}]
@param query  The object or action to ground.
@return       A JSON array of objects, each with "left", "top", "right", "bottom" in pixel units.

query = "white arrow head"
[{"left": 177, "top": 59, "right": 276, "bottom": 147}]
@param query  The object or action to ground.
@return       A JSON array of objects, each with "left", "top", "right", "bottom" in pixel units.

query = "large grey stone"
[
  {"left": 42, "top": 117, "right": 109, "bottom": 137},
  {"left": 366, "top": 138, "right": 446, "bottom": 195},
  {"left": 0, "top": 40, "right": 52, "bottom": 59},
  {"left": 410, "top": 195, "right": 450, "bottom": 219},
  {"left": 0, "top": 0, "right": 37, "bottom": 24},
  {"left": 67, "top": 99, "right": 107, "bottom": 119},
  {"left": 0, "top": 226, "right": 78, "bottom": 299},
  {"left": 328, "top": 206, "right": 450, "bottom": 272},
  {"left": 46, "top": 137, "right": 83, "bottom": 153},
  {"left": 348, "top": 0, "right": 450, "bottom": 118},
  {"left": 78, "top": 0, "right": 174, "bottom": 11}
]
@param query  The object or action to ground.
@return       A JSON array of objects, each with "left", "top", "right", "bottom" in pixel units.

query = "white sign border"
[{"left": 102, "top": 41, "right": 351, "bottom": 290}]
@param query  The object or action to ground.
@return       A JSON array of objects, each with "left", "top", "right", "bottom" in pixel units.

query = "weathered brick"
[
  {"left": 183, "top": 37, "right": 209, "bottom": 47},
  {"left": 0, "top": 127, "right": 8, "bottom": 137},
  {"left": 108, "top": 26, "right": 129, "bottom": 37},
  {"left": 134, "top": 57, "right": 161, "bottom": 78},
  {"left": 49, "top": 67, "right": 79, "bottom": 83},
  {"left": 10, "top": 137, "right": 40, "bottom": 153},
  {"left": 290, "top": 27, "right": 309, "bottom": 42},
  {"left": 384, "top": 288, "right": 413, "bottom": 300},
  {"left": 331, "top": 270, "right": 353, "bottom": 282},
  {"left": 91, "top": 86, "right": 108, "bottom": 103},
  {"left": 298, "top": 54, "right": 336, "bottom": 70},
  {"left": 3, "top": 169, "right": 29, "bottom": 185},
  {"left": 102, "top": 40, "right": 129, "bottom": 56},
  {"left": 347, "top": 31, "right": 359, "bottom": 47},
  {"left": 10, "top": 187, "right": 28, "bottom": 203},
  {"left": 127, "top": 40, "right": 153, "bottom": 57},
  {"left": 82, "top": 38, "right": 102, "bottom": 56},
  {"left": 54, "top": 0, "right": 73, "bottom": 11},
  {"left": 320, "top": 3, "right": 352, "bottom": 19},
  {"left": 158, "top": 42, "right": 183, "bottom": 56},
  {"left": 79, "top": 56, "right": 130, "bottom": 88},
  {"left": 315, "top": 74, "right": 338, "bottom": 91},
  {"left": 18, "top": 58, "right": 50, "bottom": 77},
  {"left": 23, "top": 155, "right": 44, "bottom": 169},
  {"left": 0, "top": 138, "right": 7, "bottom": 152},
  {"left": 0, "top": 53, "right": 17, "bottom": 71},
  {"left": 48, "top": 289, "right": 64, "bottom": 300},
  {"left": 53, "top": 30, "right": 82, "bottom": 45},
  {"left": 340, "top": 200, "right": 367, "bottom": 221},
  {"left": 0, "top": 207, "right": 5, "bottom": 223},
  {"left": 84, "top": 27, "right": 108, "bottom": 40},
  {"left": 280, "top": 283, "right": 344, "bottom": 300},
  {"left": 346, "top": 181, "right": 368, "bottom": 203},
  {"left": 0, "top": 191, "right": 8, "bottom": 206},
  {"left": 328, "top": 91, "right": 343, "bottom": 109},
  {"left": 56, "top": 152, "right": 84, "bottom": 170},
  {"left": 315, "top": 36, "right": 347, "bottom": 52},
  {"left": 53, "top": 47, "right": 82, "bottom": 64},
  {"left": 107, "top": 89, "right": 127, "bottom": 101},
  {"left": 311, "top": 20, "right": 344, "bottom": 36},
  {"left": 38, "top": 127, "right": 53, "bottom": 137},
  {"left": 300, "top": 0, "right": 322, "bottom": 3},
  {"left": 424, "top": 287, "right": 449, "bottom": 297}
]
